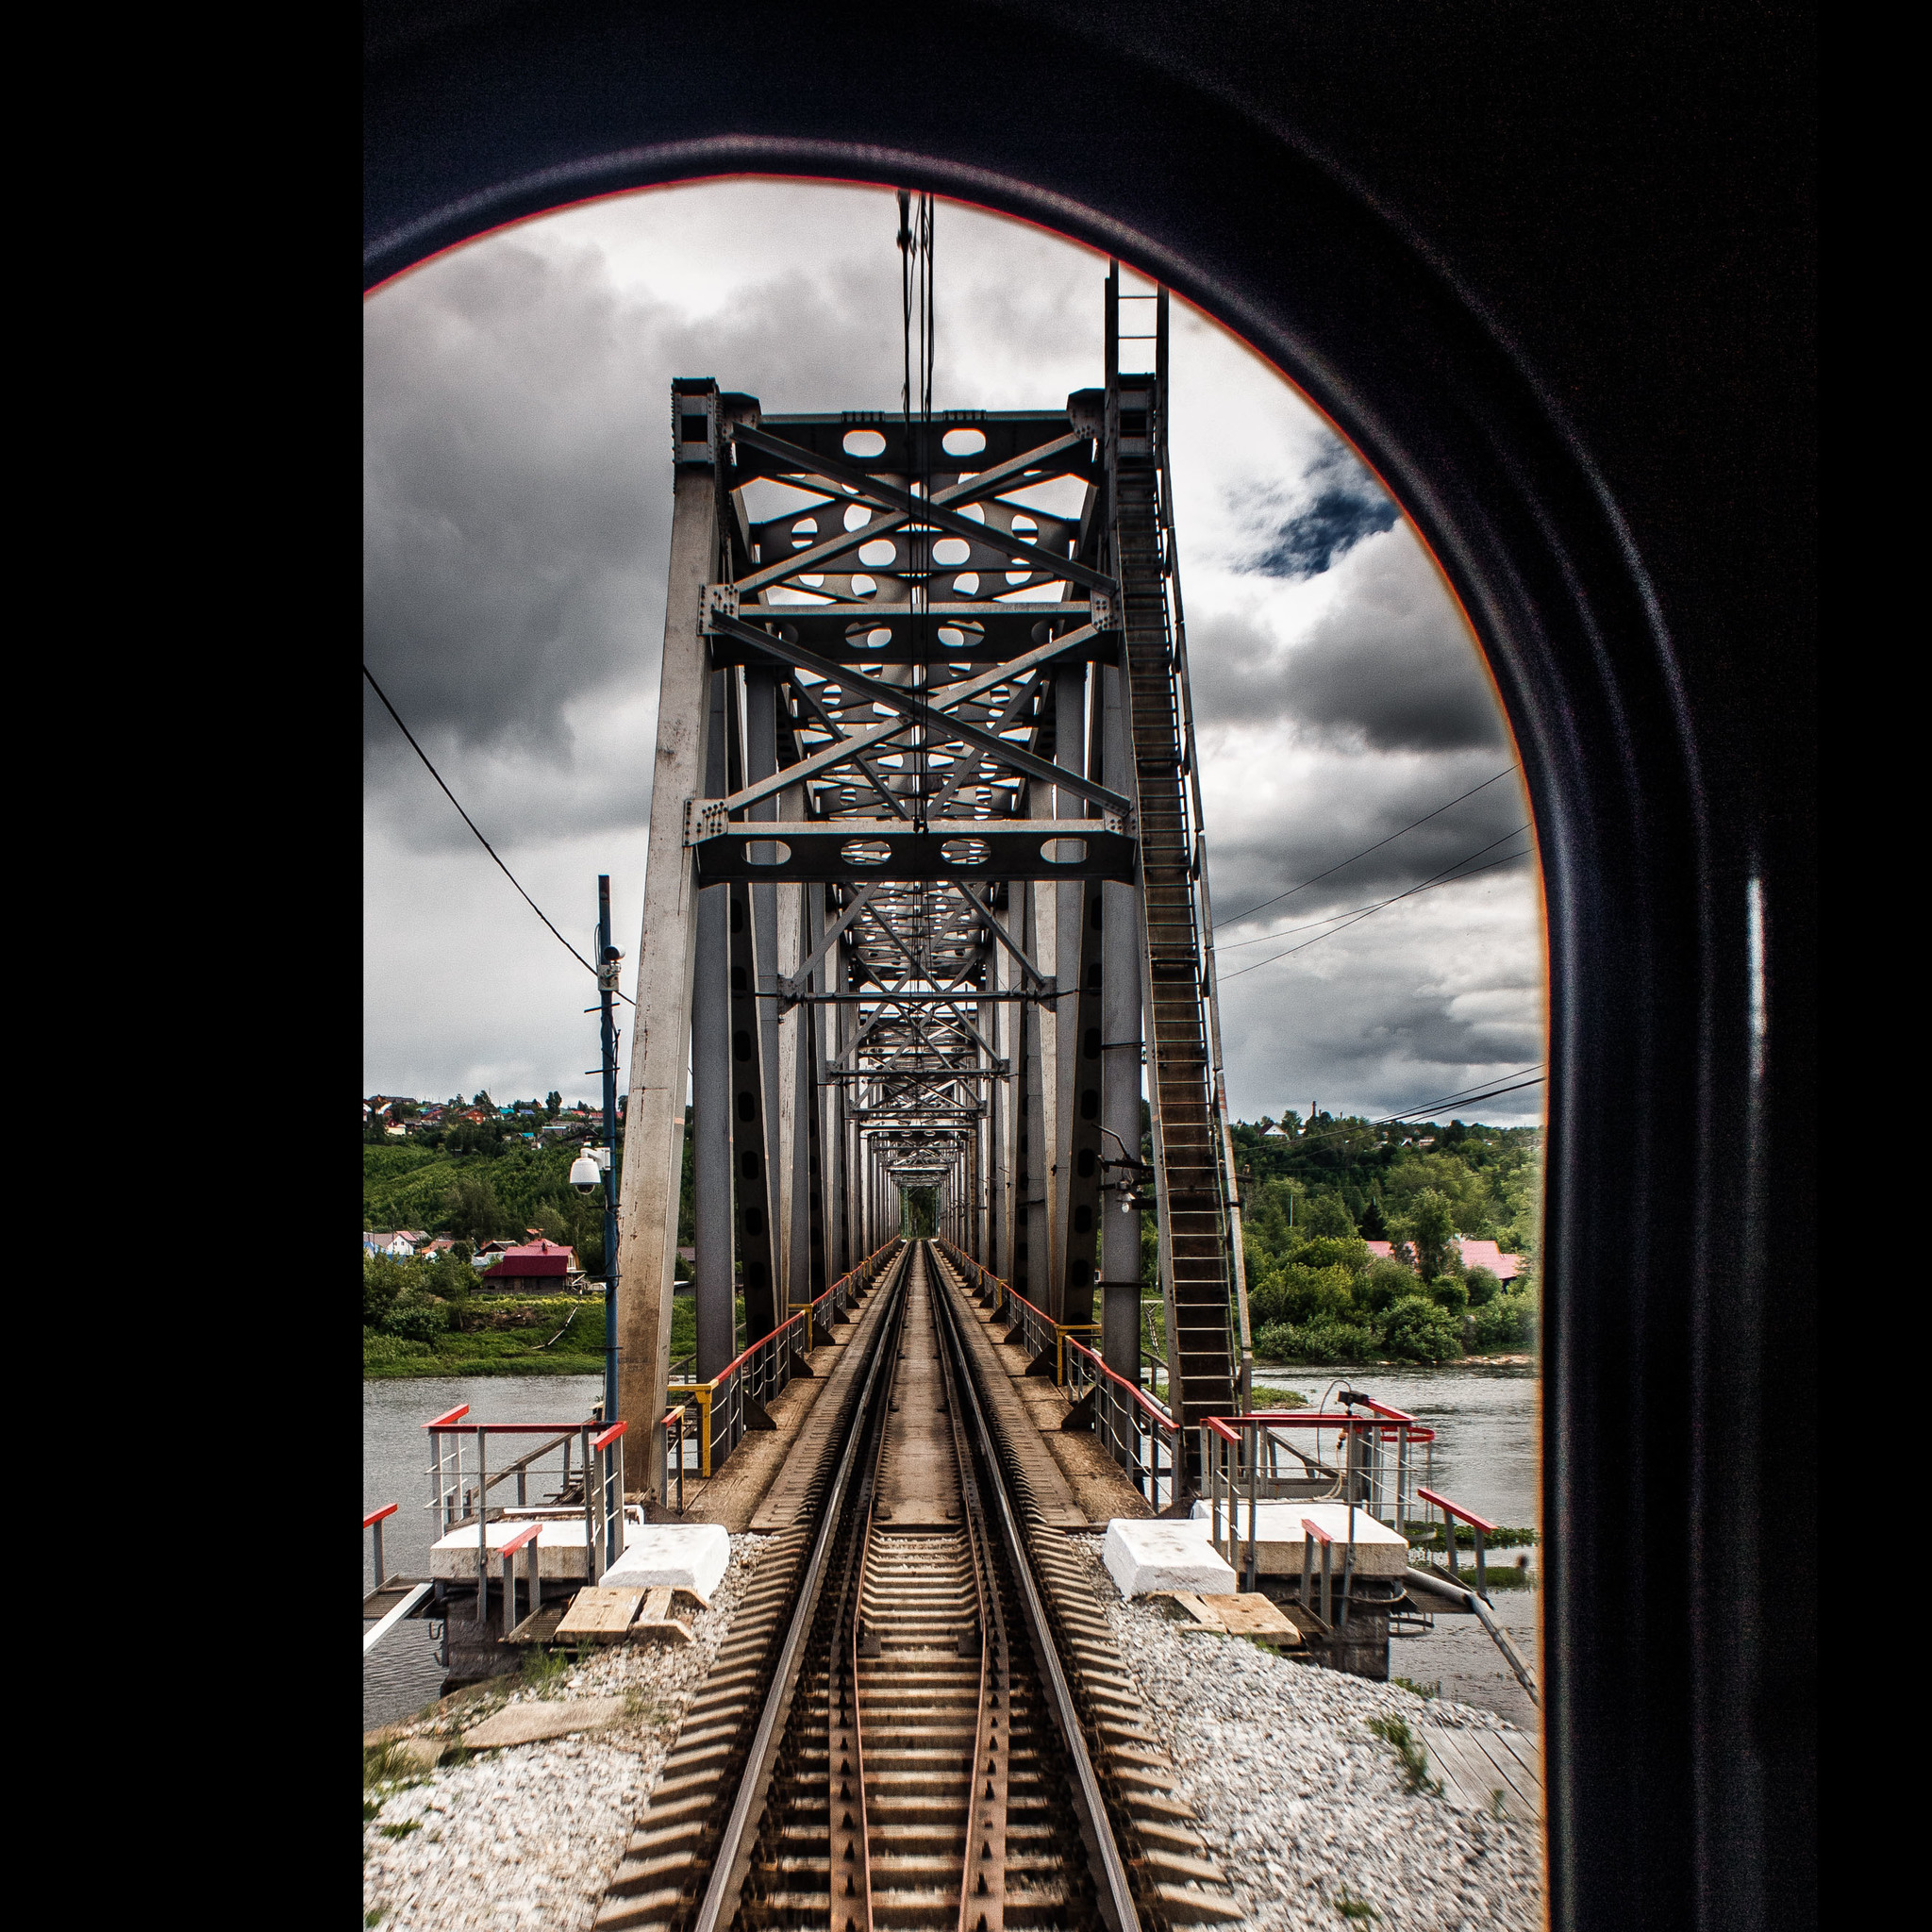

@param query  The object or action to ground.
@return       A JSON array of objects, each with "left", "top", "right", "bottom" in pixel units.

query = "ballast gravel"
[
  {"left": 1062, "top": 1533, "right": 1545, "bottom": 1931},
  {"left": 363, "top": 1527, "right": 1544, "bottom": 1932},
  {"left": 362, "top": 1532, "right": 768, "bottom": 1932}
]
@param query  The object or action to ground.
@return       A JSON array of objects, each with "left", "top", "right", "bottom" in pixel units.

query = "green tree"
[
  {"left": 363, "top": 1253, "right": 406, "bottom": 1326},
  {"left": 1464, "top": 1264, "right": 1502, "bottom": 1307},
  {"left": 1358, "top": 1255, "right": 1418, "bottom": 1314},
  {"left": 1298, "top": 1192, "right": 1358, "bottom": 1240},
  {"left": 544, "top": 1091, "right": 562, "bottom": 1117},
  {"left": 1427, "top": 1273, "right": 1470, "bottom": 1314},
  {"left": 1357, "top": 1196, "right": 1390, "bottom": 1239},
  {"left": 1378, "top": 1294, "right": 1463, "bottom": 1362},
  {"left": 444, "top": 1172, "right": 508, "bottom": 1244},
  {"left": 1402, "top": 1190, "right": 1457, "bottom": 1282}
]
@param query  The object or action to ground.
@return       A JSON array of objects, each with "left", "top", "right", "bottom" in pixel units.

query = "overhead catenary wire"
[
  {"left": 363, "top": 663, "right": 635, "bottom": 1005},
  {"left": 1213, "top": 766, "right": 1519, "bottom": 930},
  {"left": 1274, "top": 1067, "right": 1547, "bottom": 1154},
  {"left": 1218, "top": 825, "right": 1533, "bottom": 981},
  {"left": 1216, "top": 846, "right": 1529, "bottom": 951}
]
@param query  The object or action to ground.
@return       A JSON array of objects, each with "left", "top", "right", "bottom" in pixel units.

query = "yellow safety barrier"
[{"left": 666, "top": 1380, "right": 716, "bottom": 1475}]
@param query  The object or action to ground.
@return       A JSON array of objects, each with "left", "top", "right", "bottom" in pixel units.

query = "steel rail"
[
  {"left": 941, "top": 1262, "right": 1012, "bottom": 1932},
  {"left": 931, "top": 1246, "right": 1142, "bottom": 1932},
  {"left": 690, "top": 1267, "right": 911, "bottom": 1932}
]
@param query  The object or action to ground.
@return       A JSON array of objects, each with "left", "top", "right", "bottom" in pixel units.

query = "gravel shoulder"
[
  {"left": 1063, "top": 1534, "right": 1546, "bottom": 1932},
  {"left": 362, "top": 1533, "right": 769, "bottom": 1932},
  {"left": 362, "top": 1528, "right": 1544, "bottom": 1932}
]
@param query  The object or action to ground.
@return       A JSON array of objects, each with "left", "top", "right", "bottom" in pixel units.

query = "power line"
[
  {"left": 1217, "top": 846, "right": 1527, "bottom": 951},
  {"left": 363, "top": 664, "right": 635, "bottom": 1005},
  {"left": 1219, "top": 827, "right": 1532, "bottom": 981},
  {"left": 1213, "top": 767, "right": 1517, "bottom": 931},
  {"left": 1271, "top": 1064, "right": 1547, "bottom": 1152}
]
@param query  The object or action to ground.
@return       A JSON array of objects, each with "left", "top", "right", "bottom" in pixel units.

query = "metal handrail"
[{"left": 668, "top": 1238, "right": 906, "bottom": 1477}]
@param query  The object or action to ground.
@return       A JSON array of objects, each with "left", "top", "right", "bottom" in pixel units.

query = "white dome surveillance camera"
[{"left": 569, "top": 1152, "right": 602, "bottom": 1194}]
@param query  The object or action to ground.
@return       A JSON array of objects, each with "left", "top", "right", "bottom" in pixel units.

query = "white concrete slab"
[
  {"left": 1189, "top": 1501, "right": 1409, "bottom": 1576},
  {"left": 596, "top": 1522, "right": 731, "bottom": 1601},
  {"left": 1102, "top": 1517, "right": 1238, "bottom": 1598},
  {"left": 429, "top": 1509, "right": 647, "bottom": 1581}
]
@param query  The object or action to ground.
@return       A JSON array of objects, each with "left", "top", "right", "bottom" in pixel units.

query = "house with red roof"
[
  {"left": 1365, "top": 1238, "right": 1524, "bottom": 1283},
  {"left": 476, "top": 1237, "right": 579, "bottom": 1291}
]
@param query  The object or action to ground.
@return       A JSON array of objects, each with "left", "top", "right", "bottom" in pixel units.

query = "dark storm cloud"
[
  {"left": 1236, "top": 441, "right": 1399, "bottom": 579},
  {"left": 1286, "top": 570, "right": 1507, "bottom": 755},
  {"left": 1207, "top": 788, "right": 1534, "bottom": 938},
  {"left": 363, "top": 234, "right": 910, "bottom": 850}
]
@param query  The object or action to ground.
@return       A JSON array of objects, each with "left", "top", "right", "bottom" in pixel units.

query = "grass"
[
  {"left": 1404, "top": 1521, "right": 1539, "bottom": 1551},
  {"left": 1393, "top": 1675, "right": 1440, "bottom": 1701},
  {"left": 1245, "top": 1386, "right": 1309, "bottom": 1409},
  {"left": 1334, "top": 1886, "right": 1379, "bottom": 1923},
  {"left": 1366, "top": 1714, "right": 1444, "bottom": 1796},
  {"left": 378, "top": 1821, "right": 422, "bottom": 1840},
  {"left": 520, "top": 1645, "right": 575, "bottom": 1696},
  {"left": 1489, "top": 1789, "right": 1510, "bottom": 1819}
]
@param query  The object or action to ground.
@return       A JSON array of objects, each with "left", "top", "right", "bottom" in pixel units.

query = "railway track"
[{"left": 598, "top": 1241, "right": 1240, "bottom": 1932}]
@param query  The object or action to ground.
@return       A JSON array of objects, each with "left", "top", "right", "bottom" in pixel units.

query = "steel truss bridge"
[{"left": 616, "top": 272, "right": 1254, "bottom": 1495}]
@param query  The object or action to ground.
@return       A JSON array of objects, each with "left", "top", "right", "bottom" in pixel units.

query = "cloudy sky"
[{"left": 364, "top": 181, "right": 1545, "bottom": 1126}]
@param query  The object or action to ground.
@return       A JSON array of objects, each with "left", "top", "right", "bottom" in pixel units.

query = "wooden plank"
[
  {"left": 1197, "top": 1593, "right": 1302, "bottom": 1641},
  {"left": 640, "top": 1587, "right": 675, "bottom": 1623},
  {"left": 1491, "top": 1726, "right": 1545, "bottom": 1783},
  {"left": 633, "top": 1615, "right": 694, "bottom": 1646},
  {"left": 556, "top": 1587, "right": 646, "bottom": 1639},
  {"left": 1169, "top": 1591, "right": 1224, "bottom": 1630},
  {"left": 505, "top": 1603, "right": 569, "bottom": 1646},
  {"left": 1418, "top": 1726, "right": 1492, "bottom": 1811},
  {"left": 1465, "top": 1727, "right": 1542, "bottom": 1817}
]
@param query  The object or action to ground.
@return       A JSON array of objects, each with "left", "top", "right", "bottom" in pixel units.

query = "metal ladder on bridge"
[{"left": 1108, "top": 271, "right": 1252, "bottom": 1442}]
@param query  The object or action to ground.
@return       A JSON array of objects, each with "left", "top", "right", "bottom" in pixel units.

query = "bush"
[
  {"left": 1427, "top": 1273, "right": 1470, "bottom": 1314},
  {"left": 1248, "top": 1259, "right": 1357, "bottom": 1328},
  {"left": 1378, "top": 1294, "right": 1463, "bottom": 1362},
  {"left": 1253, "top": 1317, "right": 1377, "bottom": 1364},
  {"left": 363, "top": 1331, "right": 435, "bottom": 1363},
  {"left": 1469, "top": 1291, "right": 1537, "bottom": 1352},
  {"left": 382, "top": 1294, "right": 447, "bottom": 1342},
  {"left": 1464, "top": 1265, "right": 1501, "bottom": 1307},
  {"left": 363, "top": 1253, "right": 407, "bottom": 1326},
  {"left": 1359, "top": 1256, "right": 1419, "bottom": 1314}
]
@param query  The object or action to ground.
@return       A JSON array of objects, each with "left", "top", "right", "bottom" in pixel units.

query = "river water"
[
  {"left": 363, "top": 1364, "right": 1541, "bottom": 1730},
  {"left": 1249, "top": 1363, "right": 1544, "bottom": 1724},
  {"left": 1249, "top": 1364, "right": 1541, "bottom": 1530},
  {"left": 363, "top": 1374, "right": 603, "bottom": 1732}
]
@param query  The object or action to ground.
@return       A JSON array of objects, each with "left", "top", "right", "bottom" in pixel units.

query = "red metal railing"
[
  {"left": 423, "top": 1405, "right": 637, "bottom": 1608},
  {"left": 498, "top": 1522, "right": 541, "bottom": 1637},
  {"left": 1416, "top": 1483, "right": 1503, "bottom": 1594},
  {"left": 364, "top": 1501, "right": 398, "bottom": 1590},
  {"left": 666, "top": 1237, "right": 907, "bottom": 1478}
]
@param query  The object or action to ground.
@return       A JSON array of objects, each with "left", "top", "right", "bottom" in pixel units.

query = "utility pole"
[{"left": 598, "top": 874, "right": 623, "bottom": 1430}]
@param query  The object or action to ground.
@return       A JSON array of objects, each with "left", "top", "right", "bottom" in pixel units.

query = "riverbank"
[
  {"left": 1255, "top": 1352, "right": 1536, "bottom": 1373},
  {"left": 363, "top": 1294, "right": 697, "bottom": 1379}
]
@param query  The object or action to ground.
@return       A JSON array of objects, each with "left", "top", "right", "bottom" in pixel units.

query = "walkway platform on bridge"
[
  {"left": 942, "top": 1265, "right": 1157, "bottom": 1529},
  {"left": 652, "top": 1272, "right": 900, "bottom": 1532},
  {"left": 653, "top": 1252, "right": 1156, "bottom": 1534}
]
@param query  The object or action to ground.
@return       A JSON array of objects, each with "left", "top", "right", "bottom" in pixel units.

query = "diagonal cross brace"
[
  {"left": 731, "top": 428, "right": 1094, "bottom": 593},
  {"left": 700, "top": 612, "right": 1108, "bottom": 819},
  {"left": 709, "top": 613, "right": 1129, "bottom": 816}
]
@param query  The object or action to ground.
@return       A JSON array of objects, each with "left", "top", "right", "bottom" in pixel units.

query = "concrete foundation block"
[
  {"left": 596, "top": 1522, "right": 731, "bottom": 1600},
  {"left": 1190, "top": 1501, "right": 1410, "bottom": 1577},
  {"left": 1102, "top": 1517, "right": 1239, "bottom": 1598}
]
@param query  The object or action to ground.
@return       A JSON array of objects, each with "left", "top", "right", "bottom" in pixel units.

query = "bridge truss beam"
[{"left": 617, "top": 278, "right": 1254, "bottom": 1498}]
